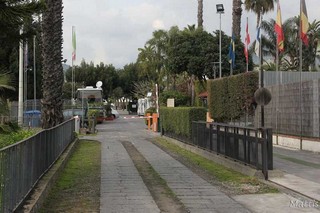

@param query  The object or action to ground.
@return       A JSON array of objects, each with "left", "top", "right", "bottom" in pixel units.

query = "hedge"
[
  {"left": 159, "top": 90, "right": 190, "bottom": 107},
  {"left": 208, "top": 71, "right": 258, "bottom": 122},
  {"left": 160, "top": 107, "right": 206, "bottom": 139}
]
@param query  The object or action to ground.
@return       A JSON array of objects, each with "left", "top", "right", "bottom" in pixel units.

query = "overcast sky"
[{"left": 62, "top": 0, "right": 320, "bottom": 69}]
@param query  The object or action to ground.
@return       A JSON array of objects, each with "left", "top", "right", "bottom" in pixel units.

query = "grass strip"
[
  {"left": 39, "top": 140, "right": 101, "bottom": 213},
  {"left": 122, "top": 141, "right": 186, "bottom": 213},
  {"left": 155, "top": 137, "right": 279, "bottom": 194}
]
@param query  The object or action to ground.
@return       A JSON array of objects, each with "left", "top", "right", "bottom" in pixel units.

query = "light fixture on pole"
[{"left": 216, "top": 4, "right": 224, "bottom": 78}]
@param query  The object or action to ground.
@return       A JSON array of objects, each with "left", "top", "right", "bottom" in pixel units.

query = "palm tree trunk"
[
  {"left": 41, "top": 0, "right": 64, "bottom": 129},
  {"left": 197, "top": 0, "right": 203, "bottom": 28},
  {"left": 232, "top": 0, "right": 242, "bottom": 38}
]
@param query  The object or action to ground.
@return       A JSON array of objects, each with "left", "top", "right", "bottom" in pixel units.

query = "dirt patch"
[{"left": 122, "top": 141, "right": 187, "bottom": 213}]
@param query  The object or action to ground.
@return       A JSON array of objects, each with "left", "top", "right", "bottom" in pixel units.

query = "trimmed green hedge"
[
  {"left": 208, "top": 71, "right": 258, "bottom": 122},
  {"left": 159, "top": 90, "right": 190, "bottom": 107},
  {"left": 160, "top": 107, "right": 206, "bottom": 139}
]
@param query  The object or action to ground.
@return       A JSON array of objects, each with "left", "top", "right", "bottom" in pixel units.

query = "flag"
[
  {"left": 244, "top": 18, "right": 251, "bottom": 63},
  {"left": 72, "top": 26, "right": 76, "bottom": 61},
  {"left": 24, "top": 41, "right": 28, "bottom": 71},
  {"left": 275, "top": 0, "right": 284, "bottom": 52},
  {"left": 255, "top": 20, "right": 261, "bottom": 57},
  {"left": 228, "top": 34, "right": 235, "bottom": 69},
  {"left": 300, "top": 0, "right": 309, "bottom": 45}
]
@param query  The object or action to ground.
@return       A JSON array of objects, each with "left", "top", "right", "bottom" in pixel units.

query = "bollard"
[{"left": 152, "top": 113, "right": 158, "bottom": 132}]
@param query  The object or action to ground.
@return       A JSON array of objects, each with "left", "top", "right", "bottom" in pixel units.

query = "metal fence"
[
  {"left": 0, "top": 119, "right": 76, "bottom": 212},
  {"left": 162, "top": 122, "right": 273, "bottom": 180},
  {"left": 263, "top": 71, "right": 320, "bottom": 86}
]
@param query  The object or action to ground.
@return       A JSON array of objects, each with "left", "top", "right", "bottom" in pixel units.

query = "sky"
[{"left": 62, "top": 0, "right": 320, "bottom": 69}]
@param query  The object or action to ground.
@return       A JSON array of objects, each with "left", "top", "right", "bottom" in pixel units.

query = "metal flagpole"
[
  {"left": 33, "top": 36, "right": 36, "bottom": 111},
  {"left": 246, "top": 17, "right": 249, "bottom": 72},
  {"left": 259, "top": 15, "right": 264, "bottom": 128},
  {"left": 299, "top": 3, "right": 303, "bottom": 149},
  {"left": 18, "top": 29, "right": 24, "bottom": 125},
  {"left": 276, "top": 38, "right": 279, "bottom": 145}
]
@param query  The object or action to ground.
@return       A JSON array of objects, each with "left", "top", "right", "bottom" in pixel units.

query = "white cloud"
[
  {"left": 152, "top": 19, "right": 165, "bottom": 30},
  {"left": 63, "top": 0, "right": 320, "bottom": 69}
]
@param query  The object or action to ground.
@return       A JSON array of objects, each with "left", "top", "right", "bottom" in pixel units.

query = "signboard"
[{"left": 167, "top": 98, "right": 175, "bottom": 107}]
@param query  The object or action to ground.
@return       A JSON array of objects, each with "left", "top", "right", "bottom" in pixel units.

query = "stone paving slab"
[
  {"left": 270, "top": 174, "right": 320, "bottom": 201},
  {"left": 133, "top": 137, "right": 250, "bottom": 213},
  {"left": 234, "top": 193, "right": 320, "bottom": 213},
  {"left": 99, "top": 138, "right": 160, "bottom": 213}
]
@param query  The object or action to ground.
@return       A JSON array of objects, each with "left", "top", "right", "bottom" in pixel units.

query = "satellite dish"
[{"left": 96, "top": 81, "right": 103, "bottom": 88}]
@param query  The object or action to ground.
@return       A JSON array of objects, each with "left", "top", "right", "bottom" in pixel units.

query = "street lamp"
[{"left": 216, "top": 4, "right": 224, "bottom": 78}]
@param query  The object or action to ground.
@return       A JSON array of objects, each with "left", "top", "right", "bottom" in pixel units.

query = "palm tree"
[
  {"left": 197, "top": 0, "right": 203, "bottom": 28},
  {"left": 232, "top": 0, "right": 242, "bottom": 38},
  {"left": 0, "top": 72, "right": 15, "bottom": 117},
  {"left": 41, "top": 0, "right": 64, "bottom": 128},
  {"left": 244, "top": 0, "right": 275, "bottom": 27}
]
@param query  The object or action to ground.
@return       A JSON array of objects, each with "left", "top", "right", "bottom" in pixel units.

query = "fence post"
[
  {"left": 266, "top": 128, "right": 273, "bottom": 170},
  {"left": 217, "top": 125, "right": 220, "bottom": 153},
  {"left": 262, "top": 128, "right": 268, "bottom": 180},
  {"left": 209, "top": 123, "right": 213, "bottom": 151}
]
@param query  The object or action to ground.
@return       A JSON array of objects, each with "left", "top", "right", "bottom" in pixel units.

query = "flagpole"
[
  {"left": 259, "top": 15, "right": 264, "bottom": 128},
  {"left": 299, "top": 2, "right": 303, "bottom": 149},
  {"left": 276, "top": 39, "right": 279, "bottom": 145},
  {"left": 18, "top": 28, "right": 24, "bottom": 125},
  {"left": 246, "top": 17, "right": 249, "bottom": 72}
]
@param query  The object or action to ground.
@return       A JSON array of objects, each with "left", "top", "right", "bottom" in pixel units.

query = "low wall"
[{"left": 273, "top": 134, "right": 320, "bottom": 153}]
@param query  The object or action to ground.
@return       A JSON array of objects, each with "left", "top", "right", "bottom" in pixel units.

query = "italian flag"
[{"left": 72, "top": 26, "right": 76, "bottom": 61}]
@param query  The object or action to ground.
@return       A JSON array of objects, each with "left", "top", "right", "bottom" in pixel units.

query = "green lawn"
[{"left": 39, "top": 140, "right": 101, "bottom": 212}]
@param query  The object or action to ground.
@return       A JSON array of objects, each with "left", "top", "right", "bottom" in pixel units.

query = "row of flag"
[{"left": 228, "top": 0, "right": 309, "bottom": 70}]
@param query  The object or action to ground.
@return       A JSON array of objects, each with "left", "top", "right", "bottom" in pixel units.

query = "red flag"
[
  {"left": 300, "top": 0, "right": 309, "bottom": 45},
  {"left": 275, "top": 0, "right": 284, "bottom": 52},
  {"left": 244, "top": 18, "right": 250, "bottom": 63}
]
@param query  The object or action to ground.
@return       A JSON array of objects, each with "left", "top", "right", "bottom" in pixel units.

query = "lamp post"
[{"left": 216, "top": 4, "right": 224, "bottom": 78}]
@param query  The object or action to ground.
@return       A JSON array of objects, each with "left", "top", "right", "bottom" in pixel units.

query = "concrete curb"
[
  {"left": 17, "top": 138, "right": 79, "bottom": 213},
  {"left": 162, "top": 136, "right": 283, "bottom": 179}
]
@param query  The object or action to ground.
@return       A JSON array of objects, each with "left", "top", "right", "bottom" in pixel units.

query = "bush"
[
  {"left": 208, "top": 71, "right": 258, "bottom": 122},
  {"left": 159, "top": 90, "right": 190, "bottom": 107},
  {"left": 0, "top": 129, "right": 36, "bottom": 149},
  {"left": 160, "top": 107, "right": 206, "bottom": 139}
]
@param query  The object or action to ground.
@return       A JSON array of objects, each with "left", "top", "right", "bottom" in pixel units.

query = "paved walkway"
[
  {"left": 132, "top": 133, "right": 249, "bottom": 213},
  {"left": 82, "top": 111, "right": 320, "bottom": 212},
  {"left": 270, "top": 145, "right": 320, "bottom": 201}
]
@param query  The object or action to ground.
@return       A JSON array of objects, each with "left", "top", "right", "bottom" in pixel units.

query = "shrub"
[
  {"left": 0, "top": 129, "right": 36, "bottom": 149},
  {"left": 159, "top": 90, "right": 190, "bottom": 107},
  {"left": 208, "top": 71, "right": 258, "bottom": 122},
  {"left": 160, "top": 107, "right": 206, "bottom": 139}
]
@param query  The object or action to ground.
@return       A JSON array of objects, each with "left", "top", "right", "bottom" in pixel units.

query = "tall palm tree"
[
  {"left": 232, "top": 0, "right": 242, "bottom": 38},
  {"left": 41, "top": 0, "right": 64, "bottom": 128},
  {"left": 0, "top": 72, "right": 15, "bottom": 116},
  {"left": 197, "top": 0, "right": 203, "bottom": 28},
  {"left": 244, "top": 0, "right": 275, "bottom": 27}
]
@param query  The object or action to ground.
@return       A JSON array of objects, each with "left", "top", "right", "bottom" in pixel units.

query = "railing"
[
  {"left": 162, "top": 121, "right": 273, "bottom": 180},
  {"left": 0, "top": 119, "right": 76, "bottom": 212}
]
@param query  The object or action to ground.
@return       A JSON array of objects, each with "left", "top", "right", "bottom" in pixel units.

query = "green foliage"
[
  {"left": 104, "top": 104, "right": 112, "bottom": 116},
  {"left": 208, "top": 71, "right": 258, "bottom": 122},
  {"left": 194, "top": 81, "right": 207, "bottom": 107},
  {"left": 65, "top": 61, "right": 119, "bottom": 99},
  {"left": 159, "top": 90, "right": 190, "bottom": 107},
  {"left": 160, "top": 107, "right": 206, "bottom": 138},
  {"left": 0, "top": 129, "right": 36, "bottom": 149}
]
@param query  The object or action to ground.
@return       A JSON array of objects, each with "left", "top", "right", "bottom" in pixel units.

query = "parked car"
[{"left": 111, "top": 108, "right": 119, "bottom": 119}]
